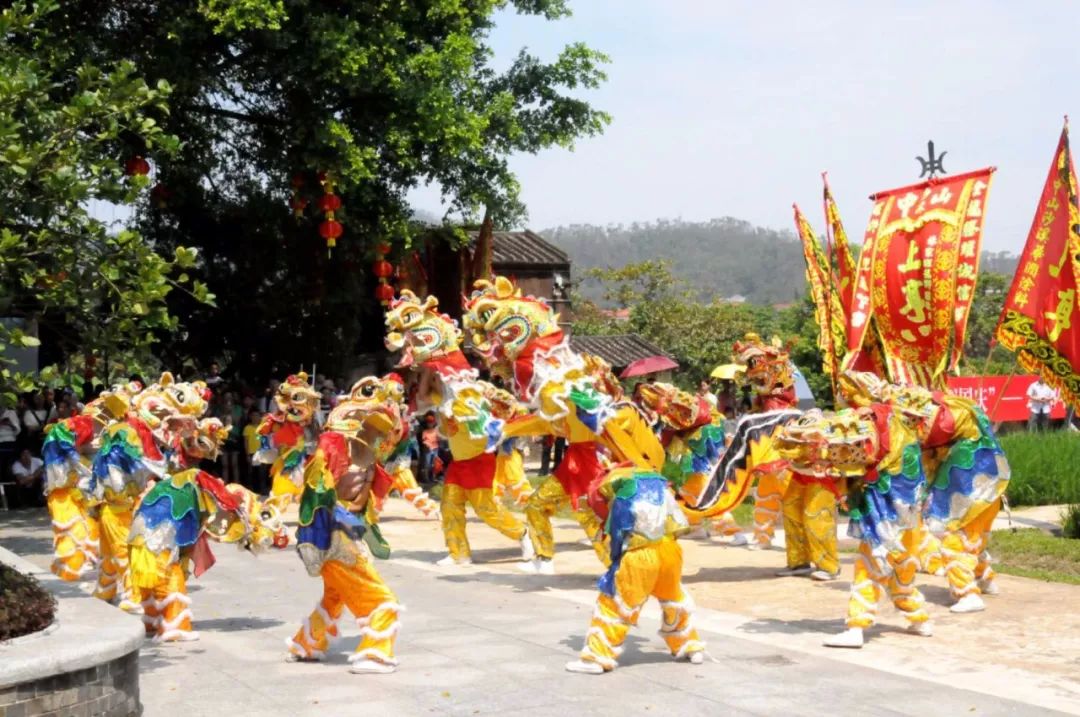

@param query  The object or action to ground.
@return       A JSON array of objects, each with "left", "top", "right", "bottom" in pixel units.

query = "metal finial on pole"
[{"left": 916, "top": 140, "right": 947, "bottom": 179}]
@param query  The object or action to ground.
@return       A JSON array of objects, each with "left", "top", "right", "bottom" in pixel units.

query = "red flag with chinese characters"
[
  {"left": 995, "top": 123, "right": 1080, "bottom": 410},
  {"left": 846, "top": 167, "right": 995, "bottom": 388},
  {"left": 793, "top": 204, "right": 846, "bottom": 385}
]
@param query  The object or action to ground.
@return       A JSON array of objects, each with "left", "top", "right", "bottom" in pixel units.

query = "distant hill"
[{"left": 545, "top": 218, "right": 1020, "bottom": 306}]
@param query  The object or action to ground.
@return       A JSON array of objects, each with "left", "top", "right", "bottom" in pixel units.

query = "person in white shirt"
[
  {"left": 696, "top": 379, "right": 719, "bottom": 409},
  {"left": 10, "top": 447, "right": 44, "bottom": 508},
  {"left": 21, "top": 391, "right": 57, "bottom": 452},
  {"left": 0, "top": 406, "right": 19, "bottom": 484},
  {"left": 1026, "top": 378, "right": 1057, "bottom": 431}
]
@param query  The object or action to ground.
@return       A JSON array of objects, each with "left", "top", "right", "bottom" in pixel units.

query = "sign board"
[{"left": 946, "top": 375, "right": 1068, "bottom": 422}]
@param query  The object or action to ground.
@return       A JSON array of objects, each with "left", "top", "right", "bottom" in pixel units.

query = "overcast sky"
[{"left": 411, "top": 1, "right": 1080, "bottom": 254}]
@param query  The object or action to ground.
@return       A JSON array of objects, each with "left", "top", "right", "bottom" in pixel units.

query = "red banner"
[
  {"left": 847, "top": 167, "right": 995, "bottom": 387},
  {"left": 946, "top": 375, "right": 1068, "bottom": 422},
  {"left": 995, "top": 123, "right": 1080, "bottom": 411}
]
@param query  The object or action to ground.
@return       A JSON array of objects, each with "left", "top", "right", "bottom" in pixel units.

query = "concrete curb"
[{"left": 0, "top": 544, "right": 145, "bottom": 690}]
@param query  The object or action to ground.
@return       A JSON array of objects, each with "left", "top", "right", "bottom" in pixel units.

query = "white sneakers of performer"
[
  {"left": 565, "top": 659, "right": 605, "bottom": 675},
  {"left": 349, "top": 659, "right": 397, "bottom": 674},
  {"left": 775, "top": 565, "right": 813, "bottom": 577},
  {"left": 907, "top": 621, "right": 934, "bottom": 637},
  {"left": 520, "top": 530, "right": 536, "bottom": 562},
  {"left": 518, "top": 558, "right": 555, "bottom": 575},
  {"left": 809, "top": 569, "right": 839, "bottom": 582},
  {"left": 688, "top": 651, "right": 704, "bottom": 665},
  {"left": 729, "top": 533, "right": 749, "bottom": 547},
  {"left": 978, "top": 578, "right": 1000, "bottom": 595},
  {"left": 435, "top": 555, "right": 473, "bottom": 567},
  {"left": 949, "top": 593, "right": 986, "bottom": 614},
  {"left": 823, "top": 628, "right": 865, "bottom": 649}
]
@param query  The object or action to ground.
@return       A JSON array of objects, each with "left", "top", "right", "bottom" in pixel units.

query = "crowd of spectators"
[{"left": 0, "top": 387, "right": 84, "bottom": 509}]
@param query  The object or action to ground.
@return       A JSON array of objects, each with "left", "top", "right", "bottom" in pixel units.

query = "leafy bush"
[
  {"left": 1000, "top": 431, "right": 1080, "bottom": 506},
  {"left": 1062, "top": 504, "right": 1080, "bottom": 540},
  {"left": 0, "top": 564, "right": 56, "bottom": 641}
]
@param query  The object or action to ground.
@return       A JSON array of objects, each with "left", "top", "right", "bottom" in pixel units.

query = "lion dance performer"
[
  {"left": 89, "top": 373, "right": 209, "bottom": 610},
  {"left": 128, "top": 417, "right": 280, "bottom": 641},
  {"left": 839, "top": 371, "right": 1010, "bottom": 611},
  {"left": 254, "top": 372, "right": 322, "bottom": 502},
  {"left": 41, "top": 382, "right": 139, "bottom": 581},
  {"left": 566, "top": 466, "right": 705, "bottom": 673},
  {"left": 462, "top": 277, "right": 666, "bottom": 575},
  {"left": 385, "top": 290, "right": 533, "bottom": 567},
  {"left": 285, "top": 394, "right": 404, "bottom": 674}
]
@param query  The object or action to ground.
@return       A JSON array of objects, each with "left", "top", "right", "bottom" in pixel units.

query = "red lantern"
[
  {"left": 374, "top": 283, "right": 396, "bottom": 304},
  {"left": 317, "top": 194, "right": 342, "bottom": 212},
  {"left": 124, "top": 156, "right": 150, "bottom": 176},
  {"left": 375, "top": 242, "right": 392, "bottom": 255},
  {"left": 289, "top": 196, "right": 308, "bottom": 216},
  {"left": 150, "top": 183, "right": 172, "bottom": 208},
  {"left": 319, "top": 220, "right": 343, "bottom": 248},
  {"left": 372, "top": 259, "right": 393, "bottom": 279}
]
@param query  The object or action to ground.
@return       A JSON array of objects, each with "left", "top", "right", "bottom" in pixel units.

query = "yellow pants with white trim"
[
  {"left": 781, "top": 481, "right": 839, "bottom": 573},
  {"left": 47, "top": 487, "right": 100, "bottom": 581},
  {"left": 493, "top": 451, "right": 533, "bottom": 506},
  {"left": 288, "top": 559, "right": 401, "bottom": 665},
  {"left": 129, "top": 545, "right": 194, "bottom": 641},
  {"left": 524, "top": 476, "right": 608, "bottom": 564},
  {"left": 845, "top": 536, "right": 930, "bottom": 629},
  {"left": 441, "top": 484, "right": 526, "bottom": 561},
  {"left": 940, "top": 500, "right": 1000, "bottom": 599},
  {"left": 579, "top": 537, "right": 704, "bottom": 671},
  {"left": 96, "top": 500, "right": 137, "bottom": 609},
  {"left": 752, "top": 471, "right": 789, "bottom": 546}
]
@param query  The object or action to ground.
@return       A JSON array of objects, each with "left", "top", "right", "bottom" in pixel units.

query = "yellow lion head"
[
  {"left": 633, "top": 381, "right": 703, "bottom": 431},
  {"left": 733, "top": 333, "right": 794, "bottom": 398},
  {"left": 775, "top": 408, "right": 881, "bottom": 478},
  {"left": 274, "top": 372, "right": 321, "bottom": 424},
  {"left": 384, "top": 290, "right": 463, "bottom": 367},
  {"left": 129, "top": 372, "right": 210, "bottom": 431},
  {"left": 180, "top": 417, "right": 231, "bottom": 462},
  {"left": 462, "top": 276, "right": 561, "bottom": 364}
]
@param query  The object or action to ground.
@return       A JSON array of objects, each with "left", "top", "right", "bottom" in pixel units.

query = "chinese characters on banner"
[
  {"left": 845, "top": 167, "right": 995, "bottom": 387},
  {"left": 995, "top": 123, "right": 1080, "bottom": 410},
  {"left": 947, "top": 375, "right": 1067, "bottom": 422}
]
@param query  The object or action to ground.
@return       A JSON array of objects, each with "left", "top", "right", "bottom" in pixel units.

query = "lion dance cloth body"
[
  {"left": 567, "top": 467, "right": 705, "bottom": 673},
  {"left": 254, "top": 372, "right": 322, "bottom": 502},
  {"left": 89, "top": 374, "right": 209, "bottom": 610},
  {"left": 286, "top": 399, "right": 403, "bottom": 674},
  {"left": 384, "top": 290, "right": 530, "bottom": 567},
  {"left": 462, "top": 277, "right": 667, "bottom": 573}
]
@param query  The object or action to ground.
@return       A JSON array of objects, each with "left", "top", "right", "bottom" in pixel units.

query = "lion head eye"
[{"left": 361, "top": 384, "right": 376, "bottom": 397}]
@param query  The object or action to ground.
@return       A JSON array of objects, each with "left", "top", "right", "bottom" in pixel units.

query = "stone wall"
[{"left": 0, "top": 651, "right": 139, "bottom": 717}]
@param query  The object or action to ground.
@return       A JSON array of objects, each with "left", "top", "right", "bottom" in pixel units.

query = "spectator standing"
[
  {"left": 205, "top": 361, "right": 225, "bottom": 392},
  {"left": 0, "top": 405, "right": 19, "bottom": 483},
  {"left": 696, "top": 380, "right": 718, "bottom": 409},
  {"left": 1026, "top": 378, "right": 1057, "bottom": 431},
  {"left": 243, "top": 407, "right": 268, "bottom": 493},
  {"left": 216, "top": 392, "right": 244, "bottom": 483},
  {"left": 21, "top": 392, "right": 55, "bottom": 453},
  {"left": 417, "top": 412, "right": 444, "bottom": 485},
  {"left": 10, "top": 447, "right": 44, "bottom": 508}
]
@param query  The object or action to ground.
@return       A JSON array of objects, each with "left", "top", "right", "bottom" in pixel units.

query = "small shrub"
[
  {"left": 1000, "top": 431, "right": 1080, "bottom": 506},
  {"left": 0, "top": 564, "right": 57, "bottom": 641},
  {"left": 1062, "top": 504, "right": 1080, "bottom": 540}
]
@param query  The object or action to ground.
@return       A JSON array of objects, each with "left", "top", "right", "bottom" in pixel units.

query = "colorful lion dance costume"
[
  {"left": 462, "top": 276, "right": 666, "bottom": 574},
  {"left": 565, "top": 467, "right": 705, "bottom": 674},
  {"left": 128, "top": 417, "right": 280, "bottom": 641},
  {"left": 254, "top": 372, "right": 322, "bottom": 502},
  {"left": 285, "top": 394, "right": 404, "bottom": 674},
  {"left": 89, "top": 373, "right": 209, "bottom": 610},
  {"left": 384, "top": 289, "right": 532, "bottom": 567}
]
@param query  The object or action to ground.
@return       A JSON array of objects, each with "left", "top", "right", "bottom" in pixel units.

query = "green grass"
[
  {"left": 1000, "top": 431, "right": 1080, "bottom": 506},
  {"left": 989, "top": 528, "right": 1080, "bottom": 585}
]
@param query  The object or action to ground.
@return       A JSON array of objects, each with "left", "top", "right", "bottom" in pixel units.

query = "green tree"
[
  {"left": 0, "top": 2, "right": 204, "bottom": 405},
  {"left": 28, "top": 0, "right": 611, "bottom": 380},
  {"left": 959, "top": 271, "right": 1020, "bottom": 375}
]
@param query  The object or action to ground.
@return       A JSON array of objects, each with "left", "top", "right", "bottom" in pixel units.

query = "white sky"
[{"left": 410, "top": 1, "right": 1080, "bottom": 253}]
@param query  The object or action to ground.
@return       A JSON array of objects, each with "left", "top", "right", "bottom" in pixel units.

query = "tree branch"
[{"left": 181, "top": 104, "right": 285, "bottom": 127}]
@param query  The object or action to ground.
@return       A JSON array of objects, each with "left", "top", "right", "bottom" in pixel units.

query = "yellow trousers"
[
  {"left": 493, "top": 451, "right": 533, "bottom": 507},
  {"left": 96, "top": 500, "right": 138, "bottom": 610},
  {"left": 752, "top": 471, "right": 789, "bottom": 546},
  {"left": 129, "top": 545, "right": 194, "bottom": 641},
  {"left": 441, "top": 484, "right": 526, "bottom": 561},
  {"left": 524, "top": 476, "right": 609, "bottom": 564},
  {"left": 287, "top": 559, "right": 401, "bottom": 665},
  {"left": 845, "top": 538, "right": 929, "bottom": 629},
  {"left": 579, "top": 538, "right": 704, "bottom": 671},
  {"left": 271, "top": 472, "right": 302, "bottom": 502},
  {"left": 781, "top": 481, "right": 839, "bottom": 573},
  {"left": 906, "top": 520, "right": 945, "bottom": 575},
  {"left": 940, "top": 501, "right": 1000, "bottom": 598},
  {"left": 46, "top": 488, "right": 100, "bottom": 581}
]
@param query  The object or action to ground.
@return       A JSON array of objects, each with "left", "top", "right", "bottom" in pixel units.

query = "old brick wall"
[{"left": 0, "top": 650, "right": 140, "bottom": 717}]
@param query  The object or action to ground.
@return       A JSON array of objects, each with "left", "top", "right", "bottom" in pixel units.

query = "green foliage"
[
  {"left": 0, "top": 1, "right": 205, "bottom": 404},
  {"left": 1000, "top": 431, "right": 1080, "bottom": 506},
  {"left": 0, "top": 563, "right": 57, "bottom": 640},
  {"left": 957, "top": 270, "right": 1020, "bottom": 375},
  {"left": 989, "top": 528, "right": 1080, "bottom": 585},
  {"left": 1062, "top": 504, "right": 1080, "bottom": 540}
]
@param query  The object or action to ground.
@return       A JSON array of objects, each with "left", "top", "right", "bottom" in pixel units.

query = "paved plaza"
[{"left": 3, "top": 504, "right": 1078, "bottom": 716}]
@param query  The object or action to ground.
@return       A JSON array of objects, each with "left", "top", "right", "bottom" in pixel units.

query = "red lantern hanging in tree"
[
  {"left": 373, "top": 243, "right": 395, "bottom": 306},
  {"left": 318, "top": 173, "right": 342, "bottom": 254},
  {"left": 124, "top": 155, "right": 151, "bottom": 176},
  {"left": 374, "top": 282, "right": 396, "bottom": 304},
  {"left": 289, "top": 173, "right": 307, "bottom": 218}
]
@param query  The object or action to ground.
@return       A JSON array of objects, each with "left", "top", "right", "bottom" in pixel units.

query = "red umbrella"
[{"left": 619, "top": 355, "right": 679, "bottom": 379}]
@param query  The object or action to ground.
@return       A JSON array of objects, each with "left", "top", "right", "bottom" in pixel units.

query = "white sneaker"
[
  {"left": 518, "top": 559, "right": 539, "bottom": 574},
  {"left": 823, "top": 628, "right": 864, "bottom": 648},
  {"left": 978, "top": 578, "right": 1000, "bottom": 596},
  {"left": 565, "top": 659, "right": 604, "bottom": 674},
  {"left": 536, "top": 559, "right": 555, "bottom": 576},
  {"left": 349, "top": 659, "right": 397, "bottom": 674},
  {"left": 729, "top": 533, "right": 749, "bottom": 547},
  {"left": 949, "top": 593, "right": 985, "bottom": 614},
  {"left": 435, "top": 555, "right": 472, "bottom": 567},
  {"left": 520, "top": 531, "right": 536, "bottom": 562},
  {"left": 688, "top": 651, "right": 704, "bottom": 665},
  {"left": 810, "top": 569, "right": 839, "bottom": 582},
  {"left": 775, "top": 565, "right": 813, "bottom": 577},
  {"left": 907, "top": 621, "right": 933, "bottom": 637}
]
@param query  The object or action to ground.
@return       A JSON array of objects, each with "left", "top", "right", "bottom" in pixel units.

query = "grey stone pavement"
[{"left": 0, "top": 509, "right": 1069, "bottom": 717}]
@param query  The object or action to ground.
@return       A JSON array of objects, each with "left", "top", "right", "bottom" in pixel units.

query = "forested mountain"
[{"left": 546, "top": 218, "right": 1020, "bottom": 306}]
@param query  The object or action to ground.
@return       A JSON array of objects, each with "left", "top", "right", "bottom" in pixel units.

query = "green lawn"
[
  {"left": 1000, "top": 431, "right": 1080, "bottom": 506},
  {"left": 989, "top": 528, "right": 1080, "bottom": 585}
]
